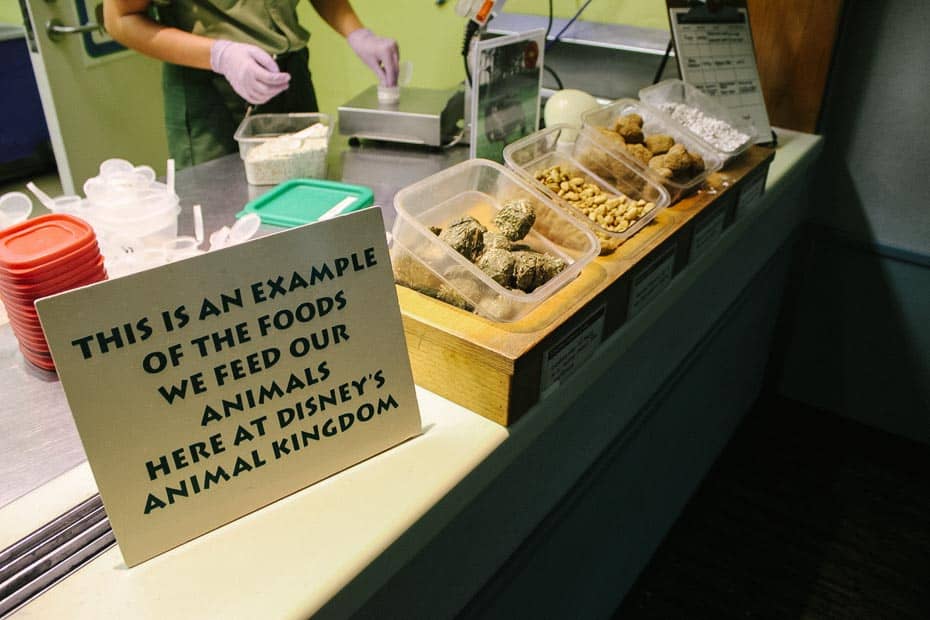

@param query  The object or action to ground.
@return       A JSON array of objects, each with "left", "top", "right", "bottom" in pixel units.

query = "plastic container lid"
[
  {"left": 0, "top": 241, "right": 101, "bottom": 283},
  {"left": 19, "top": 337, "right": 52, "bottom": 357},
  {"left": 236, "top": 179, "right": 374, "bottom": 228},
  {"left": 19, "top": 338, "right": 53, "bottom": 357},
  {"left": 0, "top": 214, "right": 96, "bottom": 269},
  {"left": 5, "top": 314, "right": 47, "bottom": 340},
  {"left": 0, "top": 257, "right": 106, "bottom": 299},
  {"left": 4, "top": 312, "right": 48, "bottom": 339},
  {"left": 20, "top": 346, "right": 56, "bottom": 371}
]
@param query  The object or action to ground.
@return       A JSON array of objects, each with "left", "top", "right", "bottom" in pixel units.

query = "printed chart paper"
[
  {"left": 668, "top": 2, "right": 773, "bottom": 143},
  {"left": 36, "top": 208, "right": 422, "bottom": 566}
]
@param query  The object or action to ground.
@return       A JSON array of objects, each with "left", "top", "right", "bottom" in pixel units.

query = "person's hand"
[
  {"left": 347, "top": 28, "right": 399, "bottom": 87},
  {"left": 210, "top": 40, "right": 290, "bottom": 104}
]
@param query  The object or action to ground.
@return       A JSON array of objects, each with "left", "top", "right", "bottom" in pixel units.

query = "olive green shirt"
[{"left": 154, "top": 0, "right": 309, "bottom": 55}]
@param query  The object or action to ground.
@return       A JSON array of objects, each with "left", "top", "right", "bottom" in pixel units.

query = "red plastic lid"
[
  {"left": 0, "top": 241, "right": 100, "bottom": 282},
  {"left": 0, "top": 257, "right": 106, "bottom": 298},
  {"left": 2, "top": 270, "right": 107, "bottom": 327},
  {"left": 4, "top": 301, "right": 43, "bottom": 323},
  {"left": 20, "top": 339, "right": 52, "bottom": 356},
  {"left": 20, "top": 345, "right": 56, "bottom": 371},
  {"left": 3, "top": 299, "right": 43, "bottom": 322},
  {"left": 0, "top": 214, "right": 96, "bottom": 269},
  {"left": 8, "top": 320, "right": 49, "bottom": 348},
  {"left": 8, "top": 322, "right": 47, "bottom": 347}
]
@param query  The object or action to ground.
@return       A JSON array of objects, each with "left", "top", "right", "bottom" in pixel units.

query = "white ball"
[{"left": 544, "top": 89, "right": 599, "bottom": 140}]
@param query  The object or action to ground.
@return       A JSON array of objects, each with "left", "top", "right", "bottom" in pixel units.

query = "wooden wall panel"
[{"left": 747, "top": 0, "right": 845, "bottom": 133}]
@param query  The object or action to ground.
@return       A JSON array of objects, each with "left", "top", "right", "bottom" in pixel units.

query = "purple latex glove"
[
  {"left": 210, "top": 40, "right": 290, "bottom": 104},
  {"left": 346, "top": 28, "right": 399, "bottom": 87}
]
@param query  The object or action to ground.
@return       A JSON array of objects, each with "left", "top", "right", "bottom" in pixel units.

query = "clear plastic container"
[
  {"left": 580, "top": 99, "right": 722, "bottom": 203},
  {"left": 638, "top": 79, "right": 756, "bottom": 163},
  {"left": 391, "top": 158, "right": 599, "bottom": 323},
  {"left": 233, "top": 112, "right": 332, "bottom": 185},
  {"left": 503, "top": 125, "right": 670, "bottom": 247},
  {"left": 89, "top": 205, "right": 181, "bottom": 248}
]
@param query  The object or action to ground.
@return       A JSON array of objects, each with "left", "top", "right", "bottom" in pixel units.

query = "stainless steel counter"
[
  {"left": 0, "top": 137, "right": 468, "bottom": 510},
  {"left": 3, "top": 130, "right": 824, "bottom": 619},
  {"left": 175, "top": 138, "right": 469, "bottom": 238}
]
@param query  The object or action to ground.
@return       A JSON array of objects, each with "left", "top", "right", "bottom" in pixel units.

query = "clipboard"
[{"left": 666, "top": 0, "right": 774, "bottom": 145}]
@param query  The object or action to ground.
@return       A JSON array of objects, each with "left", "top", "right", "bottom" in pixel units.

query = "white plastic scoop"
[{"left": 25, "top": 182, "right": 56, "bottom": 210}]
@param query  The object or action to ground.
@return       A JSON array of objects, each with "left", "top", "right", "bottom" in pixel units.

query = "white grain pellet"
[{"left": 659, "top": 102, "right": 750, "bottom": 154}]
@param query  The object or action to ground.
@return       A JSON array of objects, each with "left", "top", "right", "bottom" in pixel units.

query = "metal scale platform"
[{"left": 337, "top": 86, "right": 463, "bottom": 147}]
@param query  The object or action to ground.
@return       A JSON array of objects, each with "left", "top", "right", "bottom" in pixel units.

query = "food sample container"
[
  {"left": 581, "top": 99, "right": 722, "bottom": 203},
  {"left": 638, "top": 79, "right": 756, "bottom": 163},
  {"left": 234, "top": 112, "right": 332, "bottom": 185},
  {"left": 391, "top": 158, "right": 599, "bottom": 322},
  {"left": 88, "top": 204, "right": 181, "bottom": 249},
  {"left": 503, "top": 125, "right": 670, "bottom": 248}
]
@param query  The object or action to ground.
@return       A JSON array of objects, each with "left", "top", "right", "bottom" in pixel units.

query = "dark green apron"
[{"left": 162, "top": 47, "right": 319, "bottom": 168}]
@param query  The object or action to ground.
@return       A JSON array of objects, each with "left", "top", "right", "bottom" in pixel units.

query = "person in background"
[{"left": 103, "top": 0, "right": 398, "bottom": 168}]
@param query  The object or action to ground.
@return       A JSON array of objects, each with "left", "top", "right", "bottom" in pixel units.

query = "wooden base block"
[{"left": 398, "top": 147, "right": 775, "bottom": 426}]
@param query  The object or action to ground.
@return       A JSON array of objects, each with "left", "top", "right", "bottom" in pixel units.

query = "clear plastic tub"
[
  {"left": 233, "top": 112, "right": 332, "bottom": 185},
  {"left": 638, "top": 79, "right": 756, "bottom": 163},
  {"left": 580, "top": 99, "right": 722, "bottom": 203},
  {"left": 89, "top": 205, "right": 180, "bottom": 248},
  {"left": 391, "top": 158, "right": 599, "bottom": 322},
  {"left": 503, "top": 125, "right": 670, "bottom": 249}
]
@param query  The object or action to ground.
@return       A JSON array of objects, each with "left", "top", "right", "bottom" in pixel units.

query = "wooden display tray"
[{"left": 397, "top": 146, "right": 775, "bottom": 426}]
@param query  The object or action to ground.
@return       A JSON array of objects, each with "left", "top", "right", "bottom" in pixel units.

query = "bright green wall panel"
[
  {"left": 0, "top": 9, "right": 23, "bottom": 24},
  {"left": 298, "top": 0, "right": 666, "bottom": 117},
  {"left": 505, "top": 0, "right": 669, "bottom": 31},
  {"left": 298, "top": 1, "right": 467, "bottom": 116}
]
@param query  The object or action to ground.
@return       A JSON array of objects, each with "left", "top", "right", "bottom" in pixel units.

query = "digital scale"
[{"left": 337, "top": 86, "right": 464, "bottom": 147}]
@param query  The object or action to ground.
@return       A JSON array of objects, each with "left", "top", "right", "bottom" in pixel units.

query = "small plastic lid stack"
[{"left": 0, "top": 214, "right": 108, "bottom": 371}]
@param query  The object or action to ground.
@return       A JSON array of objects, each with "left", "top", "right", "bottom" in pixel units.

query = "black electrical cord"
[
  {"left": 541, "top": 0, "right": 563, "bottom": 93},
  {"left": 653, "top": 38, "right": 674, "bottom": 84},
  {"left": 546, "top": 0, "right": 595, "bottom": 52},
  {"left": 546, "top": 0, "right": 554, "bottom": 39},
  {"left": 544, "top": 64, "right": 564, "bottom": 90},
  {"left": 461, "top": 19, "right": 480, "bottom": 86}
]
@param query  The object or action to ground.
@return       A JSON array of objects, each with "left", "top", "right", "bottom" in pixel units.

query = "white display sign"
[{"left": 36, "top": 208, "right": 422, "bottom": 566}]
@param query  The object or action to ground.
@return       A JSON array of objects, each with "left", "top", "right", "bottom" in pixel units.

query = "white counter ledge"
[{"left": 6, "top": 129, "right": 822, "bottom": 619}]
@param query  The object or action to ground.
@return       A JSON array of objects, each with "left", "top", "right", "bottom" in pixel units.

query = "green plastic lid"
[{"left": 236, "top": 179, "right": 374, "bottom": 228}]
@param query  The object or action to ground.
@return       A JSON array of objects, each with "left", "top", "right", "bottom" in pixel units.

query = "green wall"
[
  {"left": 0, "top": 6, "right": 23, "bottom": 24},
  {"left": 506, "top": 0, "right": 669, "bottom": 30},
  {"left": 2, "top": 1, "right": 666, "bottom": 161},
  {"left": 299, "top": 0, "right": 667, "bottom": 116}
]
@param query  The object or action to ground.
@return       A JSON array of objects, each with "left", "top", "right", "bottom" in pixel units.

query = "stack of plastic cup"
[
  {"left": 81, "top": 159, "right": 181, "bottom": 248},
  {"left": 0, "top": 214, "right": 108, "bottom": 371}
]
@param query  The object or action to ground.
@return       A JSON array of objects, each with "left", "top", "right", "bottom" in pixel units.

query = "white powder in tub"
[
  {"left": 244, "top": 123, "right": 329, "bottom": 184},
  {"left": 659, "top": 102, "right": 750, "bottom": 154}
]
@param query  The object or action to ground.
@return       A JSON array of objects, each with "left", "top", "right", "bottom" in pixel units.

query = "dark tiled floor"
[{"left": 614, "top": 395, "right": 930, "bottom": 619}]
